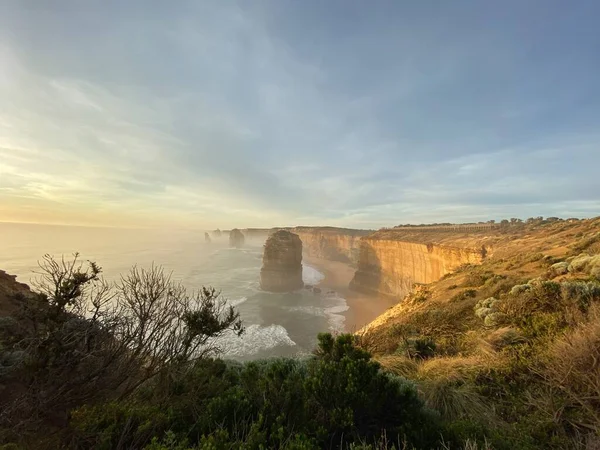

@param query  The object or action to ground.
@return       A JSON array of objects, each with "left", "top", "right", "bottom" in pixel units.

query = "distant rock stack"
[
  {"left": 204, "top": 232, "right": 212, "bottom": 243},
  {"left": 213, "top": 229, "right": 222, "bottom": 239},
  {"left": 229, "top": 228, "right": 245, "bottom": 248},
  {"left": 260, "top": 230, "right": 303, "bottom": 292}
]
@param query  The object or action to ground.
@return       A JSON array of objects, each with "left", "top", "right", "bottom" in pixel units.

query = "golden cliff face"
[
  {"left": 350, "top": 238, "right": 485, "bottom": 298},
  {"left": 291, "top": 227, "right": 371, "bottom": 266}
]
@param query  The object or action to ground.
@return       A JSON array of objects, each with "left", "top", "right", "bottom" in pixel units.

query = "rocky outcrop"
[
  {"left": 204, "top": 232, "right": 212, "bottom": 243},
  {"left": 291, "top": 227, "right": 371, "bottom": 266},
  {"left": 260, "top": 230, "right": 303, "bottom": 292},
  {"left": 212, "top": 229, "right": 222, "bottom": 239},
  {"left": 350, "top": 236, "right": 486, "bottom": 298},
  {"left": 0, "top": 269, "right": 33, "bottom": 317},
  {"left": 229, "top": 229, "right": 245, "bottom": 248}
]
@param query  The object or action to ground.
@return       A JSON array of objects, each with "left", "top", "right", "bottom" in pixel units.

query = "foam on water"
[
  {"left": 218, "top": 324, "right": 297, "bottom": 357},
  {"left": 283, "top": 292, "right": 349, "bottom": 333},
  {"left": 302, "top": 265, "right": 325, "bottom": 285},
  {"left": 230, "top": 296, "right": 248, "bottom": 307},
  {"left": 324, "top": 293, "right": 349, "bottom": 332}
]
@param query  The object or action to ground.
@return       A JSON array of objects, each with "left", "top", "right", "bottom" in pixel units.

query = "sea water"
[{"left": 0, "top": 223, "right": 348, "bottom": 360}]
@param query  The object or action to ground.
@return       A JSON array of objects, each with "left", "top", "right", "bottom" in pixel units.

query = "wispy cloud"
[{"left": 0, "top": 1, "right": 598, "bottom": 228}]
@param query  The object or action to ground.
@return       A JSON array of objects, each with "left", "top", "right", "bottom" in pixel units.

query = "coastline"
[{"left": 303, "top": 256, "right": 399, "bottom": 333}]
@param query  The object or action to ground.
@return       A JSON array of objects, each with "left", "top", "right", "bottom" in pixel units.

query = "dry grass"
[
  {"left": 375, "top": 355, "right": 418, "bottom": 378},
  {"left": 379, "top": 354, "right": 500, "bottom": 425},
  {"left": 484, "top": 327, "right": 526, "bottom": 351},
  {"left": 418, "top": 377, "right": 494, "bottom": 423},
  {"left": 539, "top": 306, "right": 600, "bottom": 432}
]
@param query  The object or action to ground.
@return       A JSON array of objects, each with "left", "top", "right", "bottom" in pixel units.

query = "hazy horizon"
[{"left": 1, "top": 1, "right": 599, "bottom": 228}]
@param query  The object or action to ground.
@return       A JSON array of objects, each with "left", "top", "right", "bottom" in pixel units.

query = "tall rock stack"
[
  {"left": 260, "top": 230, "right": 303, "bottom": 292},
  {"left": 204, "top": 232, "right": 212, "bottom": 243},
  {"left": 229, "top": 228, "right": 245, "bottom": 248},
  {"left": 212, "top": 229, "right": 222, "bottom": 239}
]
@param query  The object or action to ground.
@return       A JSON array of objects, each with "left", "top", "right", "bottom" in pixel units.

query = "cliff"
[
  {"left": 351, "top": 238, "right": 486, "bottom": 298},
  {"left": 260, "top": 230, "right": 303, "bottom": 292},
  {"left": 229, "top": 229, "right": 245, "bottom": 248},
  {"left": 291, "top": 227, "right": 371, "bottom": 266}
]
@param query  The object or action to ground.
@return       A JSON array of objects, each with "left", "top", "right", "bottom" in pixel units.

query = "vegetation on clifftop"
[{"left": 361, "top": 217, "right": 600, "bottom": 449}]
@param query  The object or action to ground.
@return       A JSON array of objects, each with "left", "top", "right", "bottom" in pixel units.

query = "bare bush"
[{"left": 0, "top": 254, "right": 243, "bottom": 441}]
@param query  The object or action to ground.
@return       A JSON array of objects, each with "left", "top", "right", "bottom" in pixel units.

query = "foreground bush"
[
  {"left": 70, "top": 334, "right": 441, "bottom": 449},
  {"left": 0, "top": 255, "right": 243, "bottom": 445}
]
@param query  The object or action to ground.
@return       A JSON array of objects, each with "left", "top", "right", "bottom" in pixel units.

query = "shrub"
[
  {"left": 510, "top": 284, "right": 531, "bottom": 296},
  {"left": 452, "top": 289, "right": 477, "bottom": 303},
  {"left": 474, "top": 298, "right": 501, "bottom": 322},
  {"left": 70, "top": 334, "right": 441, "bottom": 449},
  {"left": 483, "top": 312, "right": 507, "bottom": 328},
  {"left": 462, "top": 272, "right": 494, "bottom": 288},
  {"left": 549, "top": 261, "right": 569, "bottom": 276},
  {"left": 485, "top": 327, "right": 525, "bottom": 350}
]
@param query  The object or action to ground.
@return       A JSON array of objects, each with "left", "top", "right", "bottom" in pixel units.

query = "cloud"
[{"left": 0, "top": 1, "right": 599, "bottom": 228}]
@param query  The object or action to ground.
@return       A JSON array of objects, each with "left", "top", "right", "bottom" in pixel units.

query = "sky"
[{"left": 1, "top": 0, "right": 599, "bottom": 229}]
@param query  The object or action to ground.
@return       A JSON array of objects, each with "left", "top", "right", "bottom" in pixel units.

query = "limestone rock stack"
[
  {"left": 260, "top": 230, "right": 303, "bottom": 292},
  {"left": 229, "top": 228, "right": 245, "bottom": 248},
  {"left": 204, "top": 232, "right": 212, "bottom": 243},
  {"left": 212, "top": 229, "right": 222, "bottom": 239}
]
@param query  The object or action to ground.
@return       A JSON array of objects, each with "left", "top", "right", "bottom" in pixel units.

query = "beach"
[{"left": 304, "top": 256, "right": 399, "bottom": 333}]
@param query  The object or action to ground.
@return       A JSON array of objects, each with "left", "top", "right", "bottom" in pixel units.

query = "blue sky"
[{"left": 0, "top": 0, "right": 599, "bottom": 228}]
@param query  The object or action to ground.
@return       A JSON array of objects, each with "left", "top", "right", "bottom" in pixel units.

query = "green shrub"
[
  {"left": 69, "top": 334, "right": 440, "bottom": 449},
  {"left": 452, "top": 289, "right": 477, "bottom": 303}
]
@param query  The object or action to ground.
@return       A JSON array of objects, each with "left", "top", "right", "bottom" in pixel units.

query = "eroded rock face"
[
  {"left": 212, "top": 229, "right": 222, "bottom": 238},
  {"left": 350, "top": 238, "right": 485, "bottom": 298},
  {"left": 260, "top": 230, "right": 303, "bottom": 292},
  {"left": 205, "top": 232, "right": 212, "bottom": 243},
  {"left": 229, "top": 228, "right": 245, "bottom": 248}
]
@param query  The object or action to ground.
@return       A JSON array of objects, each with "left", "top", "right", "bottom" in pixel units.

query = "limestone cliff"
[
  {"left": 350, "top": 230, "right": 490, "bottom": 298},
  {"left": 260, "top": 230, "right": 303, "bottom": 292},
  {"left": 229, "top": 228, "right": 245, "bottom": 248},
  {"left": 291, "top": 227, "right": 371, "bottom": 266}
]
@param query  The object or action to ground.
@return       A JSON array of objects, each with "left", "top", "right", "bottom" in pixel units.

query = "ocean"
[{"left": 0, "top": 223, "right": 349, "bottom": 360}]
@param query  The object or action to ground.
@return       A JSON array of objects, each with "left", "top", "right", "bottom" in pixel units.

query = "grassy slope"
[{"left": 359, "top": 217, "right": 600, "bottom": 448}]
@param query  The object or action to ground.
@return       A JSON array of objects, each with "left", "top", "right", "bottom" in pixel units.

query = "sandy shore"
[{"left": 304, "top": 256, "right": 399, "bottom": 333}]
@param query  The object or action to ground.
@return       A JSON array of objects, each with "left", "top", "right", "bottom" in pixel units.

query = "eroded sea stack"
[
  {"left": 212, "top": 229, "right": 222, "bottom": 239},
  {"left": 204, "top": 232, "right": 212, "bottom": 243},
  {"left": 229, "top": 228, "right": 245, "bottom": 248},
  {"left": 260, "top": 230, "right": 303, "bottom": 292}
]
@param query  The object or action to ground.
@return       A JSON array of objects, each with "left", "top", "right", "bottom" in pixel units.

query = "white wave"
[
  {"left": 284, "top": 305, "right": 326, "bottom": 317},
  {"left": 283, "top": 292, "right": 349, "bottom": 333},
  {"left": 230, "top": 296, "right": 248, "bottom": 307},
  {"left": 217, "top": 324, "right": 296, "bottom": 357},
  {"left": 324, "top": 293, "right": 349, "bottom": 332},
  {"left": 302, "top": 265, "right": 325, "bottom": 285}
]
